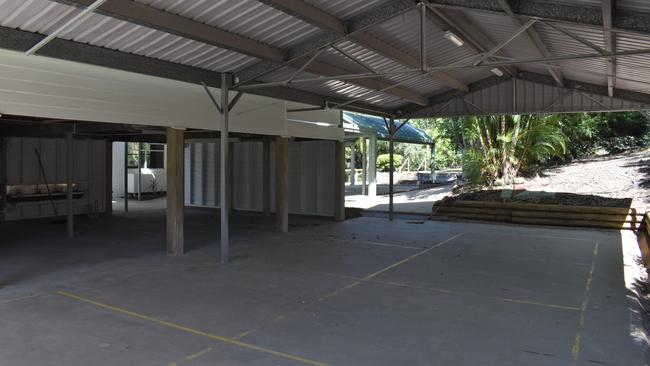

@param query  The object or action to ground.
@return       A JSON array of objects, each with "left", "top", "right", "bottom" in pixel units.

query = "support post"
[
  {"left": 105, "top": 140, "right": 112, "bottom": 215},
  {"left": 228, "top": 141, "right": 234, "bottom": 213},
  {"left": 361, "top": 136, "right": 367, "bottom": 196},
  {"left": 429, "top": 144, "right": 436, "bottom": 183},
  {"left": 334, "top": 140, "right": 346, "bottom": 221},
  {"left": 166, "top": 128, "right": 184, "bottom": 256},
  {"left": 262, "top": 140, "right": 271, "bottom": 216},
  {"left": 137, "top": 142, "right": 142, "bottom": 201},
  {"left": 275, "top": 136, "right": 289, "bottom": 232},
  {"left": 348, "top": 142, "right": 355, "bottom": 186},
  {"left": 389, "top": 118, "right": 395, "bottom": 221},
  {"left": 123, "top": 142, "right": 128, "bottom": 212},
  {"left": 368, "top": 134, "right": 377, "bottom": 197},
  {"left": 66, "top": 132, "right": 74, "bottom": 238},
  {"left": 220, "top": 73, "right": 231, "bottom": 263},
  {"left": 0, "top": 138, "right": 7, "bottom": 223}
]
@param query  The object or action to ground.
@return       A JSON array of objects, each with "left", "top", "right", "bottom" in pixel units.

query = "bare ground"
[{"left": 516, "top": 149, "right": 650, "bottom": 211}]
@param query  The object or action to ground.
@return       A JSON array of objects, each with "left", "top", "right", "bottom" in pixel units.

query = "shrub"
[{"left": 377, "top": 153, "right": 404, "bottom": 172}]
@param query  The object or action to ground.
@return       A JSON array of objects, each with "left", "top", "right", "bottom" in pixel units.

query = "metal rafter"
[
  {"left": 540, "top": 21, "right": 606, "bottom": 55},
  {"left": 236, "top": 0, "right": 419, "bottom": 81},
  {"left": 424, "top": 6, "right": 515, "bottom": 76},
  {"left": 473, "top": 18, "right": 538, "bottom": 66},
  {"left": 424, "top": 0, "right": 650, "bottom": 35},
  {"left": 0, "top": 26, "right": 389, "bottom": 116},
  {"left": 52, "top": 0, "right": 428, "bottom": 106},
  {"left": 399, "top": 70, "right": 650, "bottom": 118},
  {"left": 496, "top": 0, "right": 565, "bottom": 87},
  {"left": 257, "top": 0, "right": 469, "bottom": 93},
  {"left": 603, "top": 0, "right": 616, "bottom": 97},
  {"left": 238, "top": 47, "right": 650, "bottom": 88}
]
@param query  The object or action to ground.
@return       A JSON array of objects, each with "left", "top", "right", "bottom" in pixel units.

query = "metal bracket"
[{"left": 201, "top": 82, "right": 222, "bottom": 114}]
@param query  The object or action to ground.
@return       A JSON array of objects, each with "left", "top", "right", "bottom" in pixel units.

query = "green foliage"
[
  {"left": 419, "top": 111, "right": 650, "bottom": 185},
  {"left": 351, "top": 112, "right": 649, "bottom": 184},
  {"left": 377, "top": 153, "right": 404, "bottom": 172}
]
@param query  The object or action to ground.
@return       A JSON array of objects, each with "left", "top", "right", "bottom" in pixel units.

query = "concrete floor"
[
  {"left": 346, "top": 184, "right": 453, "bottom": 214},
  {"left": 0, "top": 205, "right": 648, "bottom": 365}
]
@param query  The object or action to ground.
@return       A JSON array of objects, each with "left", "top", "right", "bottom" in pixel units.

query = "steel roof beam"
[
  {"left": 237, "top": 0, "right": 418, "bottom": 82},
  {"left": 53, "top": 0, "right": 285, "bottom": 61},
  {"left": 0, "top": 26, "right": 388, "bottom": 116},
  {"left": 603, "top": 0, "right": 616, "bottom": 97},
  {"left": 424, "top": 0, "right": 650, "bottom": 35},
  {"left": 258, "top": 0, "right": 469, "bottom": 93},
  {"left": 496, "top": 0, "right": 564, "bottom": 87},
  {"left": 398, "top": 70, "right": 650, "bottom": 117},
  {"left": 52, "top": 0, "right": 427, "bottom": 106},
  {"left": 257, "top": 0, "right": 347, "bottom": 35},
  {"left": 424, "top": 7, "right": 516, "bottom": 76}
]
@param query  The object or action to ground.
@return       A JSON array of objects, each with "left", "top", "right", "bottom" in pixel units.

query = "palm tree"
[{"left": 448, "top": 114, "right": 566, "bottom": 184}]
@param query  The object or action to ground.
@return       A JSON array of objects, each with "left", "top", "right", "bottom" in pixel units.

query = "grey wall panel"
[
  {"left": 233, "top": 142, "right": 264, "bottom": 211},
  {"left": 415, "top": 78, "right": 650, "bottom": 118},
  {"left": 5, "top": 137, "right": 107, "bottom": 221},
  {"left": 185, "top": 139, "right": 335, "bottom": 217}
]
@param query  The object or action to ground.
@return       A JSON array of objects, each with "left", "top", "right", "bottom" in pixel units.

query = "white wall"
[
  {"left": 184, "top": 139, "right": 335, "bottom": 217},
  {"left": 0, "top": 49, "right": 344, "bottom": 141},
  {"left": 5, "top": 137, "right": 107, "bottom": 220}
]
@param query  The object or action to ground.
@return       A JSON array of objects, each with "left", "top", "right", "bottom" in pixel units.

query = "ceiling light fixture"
[
  {"left": 491, "top": 68, "right": 504, "bottom": 77},
  {"left": 443, "top": 30, "right": 464, "bottom": 47}
]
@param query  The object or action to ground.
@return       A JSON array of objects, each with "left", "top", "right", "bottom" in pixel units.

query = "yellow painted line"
[
  {"left": 493, "top": 297, "right": 580, "bottom": 312},
  {"left": 57, "top": 291, "right": 328, "bottom": 366},
  {"left": 0, "top": 293, "right": 38, "bottom": 305},
  {"left": 317, "top": 232, "right": 465, "bottom": 303},
  {"left": 330, "top": 238, "right": 423, "bottom": 250},
  {"left": 186, "top": 346, "right": 213, "bottom": 360},
  {"left": 571, "top": 242, "right": 599, "bottom": 365},
  {"left": 481, "top": 231, "right": 594, "bottom": 242},
  {"left": 361, "top": 232, "right": 466, "bottom": 282},
  {"left": 307, "top": 268, "right": 579, "bottom": 311}
]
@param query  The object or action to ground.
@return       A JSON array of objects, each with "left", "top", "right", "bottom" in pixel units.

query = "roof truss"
[
  {"left": 52, "top": 0, "right": 429, "bottom": 106},
  {"left": 259, "top": 0, "right": 469, "bottom": 93}
]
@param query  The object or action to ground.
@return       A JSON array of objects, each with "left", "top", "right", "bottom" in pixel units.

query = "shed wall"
[
  {"left": 4, "top": 137, "right": 107, "bottom": 220},
  {"left": 184, "top": 139, "right": 336, "bottom": 217}
]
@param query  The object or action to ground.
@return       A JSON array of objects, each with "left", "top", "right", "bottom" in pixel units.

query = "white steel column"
[
  {"left": 430, "top": 144, "right": 436, "bottom": 182},
  {"left": 220, "top": 73, "right": 231, "bottom": 263},
  {"left": 388, "top": 118, "right": 395, "bottom": 221},
  {"left": 348, "top": 141, "right": 355, "bottom": 185},
  {"left": 123, "top": 142, "right": 128, "bottom": 212},
  {"left": 334, "top": 140, "right": 346, "bottom": 221},
  {"left": 262, "top": 140, "right": 271, "bottom": 216},
  {"left": 368, "top": 134, "right": 377, "bottom": 197},
  {"left": 275, "top": 136, "right": 289, "bottom": 232},
  {"left": 137, "top": 142, "right": 142, "bottom": 201},
  {"left": 66, "top": 132, "right": 74, "bottom": 237},
  {"left": 361, "top": 136, "right": 367, "bottom": 195}
]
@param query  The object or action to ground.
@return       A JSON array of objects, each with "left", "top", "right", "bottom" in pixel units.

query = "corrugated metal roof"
[
  {"left": 343, "top": 111, "right": 434, "bottom": 144},
  {"left": 0, "top": 0, "right": 650, "bottom": 115},
  {"left": 304, "top": 0, "right": 390, "bottom": 21},
  {"left": 135, "top": 0, "right": 320, "bottom": 49},
  {"left": 0, "top": 0, "right": 259, "bottom": 71},
  {"left": 618, "top": 0, "right": 650, "bottom": 12}
]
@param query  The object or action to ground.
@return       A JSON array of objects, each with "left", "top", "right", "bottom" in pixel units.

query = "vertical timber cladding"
[
  {"left": 4, "top": 137, "right": 107, "bottom": 221},
  {"left": 184, "top": 139, "right": 336, "bottom": 216}
]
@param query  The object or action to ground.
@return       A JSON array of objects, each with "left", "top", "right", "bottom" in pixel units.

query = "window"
[
  {"left": 147, "top": 144, "right": 165, "bottom": 169},
  {"left": 127, "top": 142, "right": 165, "bottom": 169}
]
